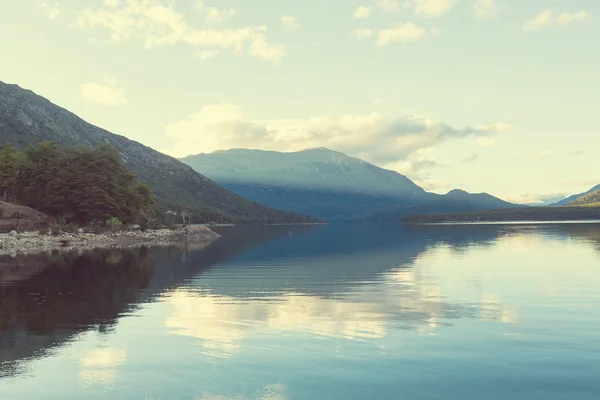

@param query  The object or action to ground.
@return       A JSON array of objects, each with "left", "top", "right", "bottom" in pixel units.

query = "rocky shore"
[{"left": 0, "top": 225, "right": 220, "bottom": 256}]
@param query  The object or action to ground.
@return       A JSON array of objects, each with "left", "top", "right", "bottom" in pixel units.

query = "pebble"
[{"left": 0, "top": 226, "right": 220, "bottom": 256}]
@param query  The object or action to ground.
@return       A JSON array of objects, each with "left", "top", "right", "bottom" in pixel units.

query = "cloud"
[
  {"left": 473, "top": 0, "right": 503, "bottom": 20},
  {"left": 281, "top": 15, "right": 299, "bottom": 30},
  {"left": 194, "top": 0, "right": 236, "bottom": 25},
  {"left": 80, "top": 77, "right": 129, "bottom": 107},
  {"left": 38, "top": 1, "right": 60, "bottom": 20},
  {"left": 354, "top": 6, "right": 373, "bottom": 19},
  {"left": 376, "top": 0, "right": 400, "bottom": 13},
  {"left": 354, "top": 29, "right": 373, "bottom": 39},
  {"left": 76, "top": 0, "right": 285, "bottom": 63},
  {"left": 556, "top": 11, "right": 590, "bottom": 26},
  {"left": 163, "top": 103, "right": 511, "bottom": 171},
  {"left": 376, "top": 22, "right": 428, "bottom": 46},
  {"left": 523, "top": 10, "right": 589, "bottom": 32},
  {"left": 405, "top": 0, "right": 457, "bottom": 19},
  {"left": 501, "top": 192, "right": 570, "bottom": 205}
]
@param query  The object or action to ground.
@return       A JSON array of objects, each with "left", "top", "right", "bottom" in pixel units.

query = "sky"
[{"left": 0, "top": 0, "right": 599, "bottom": 204}]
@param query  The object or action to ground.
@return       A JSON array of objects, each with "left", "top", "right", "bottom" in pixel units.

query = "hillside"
[
  {"left": 552, "top": 184, "right": 600, "bottom": 206},
  {"left": 569, "top": 190, "right": 600, "bottom": 207},
  {"left": 0, "top": 81, "right": 317, "bottom": 224},
  {"left": 401, "top": 206, "right": 600, "bottom": 224},
  {"left": 181, "top": 148, "right": 432, "bottom": 220},
  {"left": 367, "top": 189, "right": 518, "bottom": 223}
]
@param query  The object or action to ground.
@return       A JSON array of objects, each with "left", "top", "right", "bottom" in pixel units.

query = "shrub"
[
  {"left": 50, "top": 223, "right": 62, "bottom": 236},
  {"left": 63, "top": 223, "right": 78, "bottom": 233},
  {"left": 38, "top": 225, "right": 50, "bottom": 235},
  {"left": 106, "top": 217, "right": 123, "bottom": 233}
]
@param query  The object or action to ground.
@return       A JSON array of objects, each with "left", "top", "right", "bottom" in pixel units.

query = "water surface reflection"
[{"left": 1, "top": 223, "right": 600, "bottom": 400}]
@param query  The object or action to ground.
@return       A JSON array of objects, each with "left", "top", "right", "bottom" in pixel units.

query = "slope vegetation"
[{"left": 0, "top": 81, "right": 317, "bottom": 224}]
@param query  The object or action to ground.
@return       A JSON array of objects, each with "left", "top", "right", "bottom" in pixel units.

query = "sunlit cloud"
[
  {"left": 80, "top": 77, "right": 129, "bottom": 107},
  {"left": 376, "top": 22, "right": 429, "bottom": 45},
  {"left": 405, "top": 0, "right": 457, "bottom": 19},
  {"left": 193, "top": 0, "right": 236, "bottom": 25},
  {"left": 281, "top": 15, "right": 299, "bottom": 31},
  {"left": 163, "top": 103, "right": 512, "bottom": 171},
  {"left": 523, "top": 10, "right": 590, "bottom": 32},
  {"left": 76, "top": 0, "right": 285, "bottom": 63},
  {"left": 473, "top": 0, "right": 503, "bottom": 20},
  {"left": 354, "top": 6, "right": 373, "bottom": 19},
  {"left": 38, "top": 1, "right": 60, "bottom": 20}
]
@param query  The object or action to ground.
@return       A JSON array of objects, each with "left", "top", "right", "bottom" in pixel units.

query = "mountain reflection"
[{"left": 2, "top": 222, "right": 600, "bottom": 378}]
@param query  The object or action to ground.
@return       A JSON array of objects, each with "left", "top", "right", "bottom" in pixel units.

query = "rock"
[{"left": 9, "top": 230, "right": 17, "bottom": 236}]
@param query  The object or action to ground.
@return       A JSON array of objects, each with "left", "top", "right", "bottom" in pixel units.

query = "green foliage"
[
  {"left": 569, "top": 190, "right": 600, "bottom": 207},
  {"left": 106, "top": 217, "right": 123, "bottom": 233},
  {"left": 50, "top": 223, "right": 62, "bottom": 236},
  {"left": 0, "top": 142, "right": 155, "bottom": 225}
]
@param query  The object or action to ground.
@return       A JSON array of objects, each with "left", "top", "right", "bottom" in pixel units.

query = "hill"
[
  {"left": 368, "top": 189, "right": 518, "bottom": 222},
  {"left": 568, "top": 190, "right": 600, "bottom": 207},
  {"left": 0, "top": 81, "right": 317, "bottom": 224},
  {"left": 552, "top": 184, "right": 600, "bottom": 206},
  {"left": 401, "top": 206, "right": 600, "bottom": 224},
  {"left": 181, "top": 148, "right": 433, "bottom": 220}
]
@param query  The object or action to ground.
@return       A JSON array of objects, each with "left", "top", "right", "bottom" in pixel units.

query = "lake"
[{"left": 1, "top": 223, "right": 600, "bottom": 399}]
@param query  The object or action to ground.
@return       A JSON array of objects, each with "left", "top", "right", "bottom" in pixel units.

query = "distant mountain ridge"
[
  {"left": 368, "top": 189, "right": 518, "bottom": 222},
  {"left": 181, "top": 149, "right": 517, "bottom": 221},
  {"left": 181, "top": 148, "right": 433, "bottom": 220},
  {"left": 0, "top": 81, "right": 317, "bottom": 224},
  {"left": 182, "top": 148, "right": 425, "bottom": 197}
]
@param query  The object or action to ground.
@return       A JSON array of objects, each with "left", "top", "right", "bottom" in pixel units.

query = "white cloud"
[
  {"left": 80, "top": 77, "right": 129, "bottom": 107},
  {"left": 76, "top": 0, "right": 285, "bottom": 63},
  {"left": 354, "top": 28, "right": 373, "bottom": 39},
  {"left": 556, "top": 11, "right": 590, "bottom": 27},
  {"left": 103, "top": 0, "right": 119, "bottom": 7},
  {"left": 473, "top": 0, "right": 503, "bottom": 20},
  {"left": 376, "top": 22, "right": 428, "bottom": 46},
  {"left": 523, "top": 10, "right": 589, "bottom": 32},
  {"left": 354, "top": 6, "right": 373, "bottom": 19},
  {"left": 163, "top": 103, "right": 512, "bottom": 171},
  {"left": 377, "top": 0, "right": 400, "bottom": 13},
  {"left": 405, "top": 0, "right": 457, "bottom": 19},
  {"left": 194, "top": 0, "right": 236, "bottom": 25},
  {"left": 501, "top": 192, "right": 569, "bottom": 205},
  {"left": 38, "top": 1, "right": 60, "bottom": 20},
  {"left": 281, "top": 15, "right": 299, "bottom": 30},
  {"left": 523, "top": 10, "right": 554, "bottom": 32}
]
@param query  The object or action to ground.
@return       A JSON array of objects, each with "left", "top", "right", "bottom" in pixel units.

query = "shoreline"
[{"left": 0, "top": 225, "right": 220, "bottom": 257}]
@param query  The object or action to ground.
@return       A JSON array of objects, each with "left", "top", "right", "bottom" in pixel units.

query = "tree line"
[{"left": 0, "top": 142, "right": 155, "bottom": 226}]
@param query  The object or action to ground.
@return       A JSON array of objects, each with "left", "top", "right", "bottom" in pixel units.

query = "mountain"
[
  {"left": 181, "top": 148, "right": 432, "bottom": 220},
  {"left": 0, "top": 81, "right": 317, "bottom": 224},
  {"left": 368, "top": 189, "right": 518, "bottom": 223},
  {"left": 568, "top": 189, "right": 600, "bottom": 207},
  {"left": 552, "top": 184, "right": 600, "bottom": 206}
]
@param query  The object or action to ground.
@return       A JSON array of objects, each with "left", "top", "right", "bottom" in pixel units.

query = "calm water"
[{"left": 1, "top": 223, "right": 600, "bottom": 400}]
